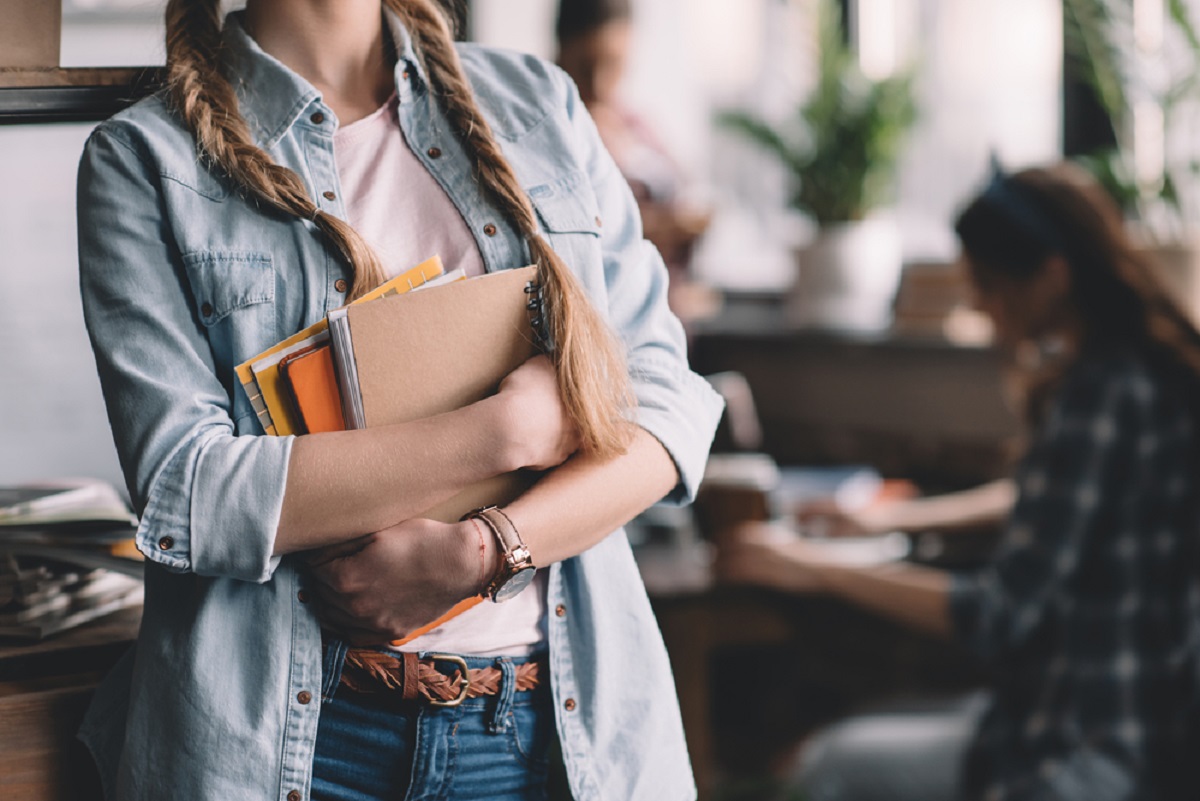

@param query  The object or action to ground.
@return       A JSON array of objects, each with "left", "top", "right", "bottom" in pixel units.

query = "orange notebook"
[{"left": 280, "top": 344, "right": 345, "bottom": 435}]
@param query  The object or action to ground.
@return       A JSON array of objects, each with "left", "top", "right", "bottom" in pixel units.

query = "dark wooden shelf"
[{"left": 0, "top": 67, "right": 161, "bottom": 124}]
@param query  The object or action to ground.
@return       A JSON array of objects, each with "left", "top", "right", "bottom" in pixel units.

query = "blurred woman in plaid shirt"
[{"left": 721, "top": 163, "right": 1200, "bottom": 801}]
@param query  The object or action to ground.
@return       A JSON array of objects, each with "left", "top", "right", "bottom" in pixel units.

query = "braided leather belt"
[{"left": 340, "top": 649, "right": 541, "bottom": 708}]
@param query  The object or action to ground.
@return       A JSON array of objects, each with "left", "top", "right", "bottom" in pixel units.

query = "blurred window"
[{"left": 472, "top": 0, "right": 1062, "bottom": 289}]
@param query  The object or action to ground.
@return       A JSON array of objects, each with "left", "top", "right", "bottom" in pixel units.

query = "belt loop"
[
  {"left": 321, "top": 638, "right": 349, "bottom": 702},
  {"left": 488, "top": 657, "right": 516, "bottom": 734}
]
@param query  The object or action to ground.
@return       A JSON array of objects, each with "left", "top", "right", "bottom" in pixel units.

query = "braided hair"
[{"left": 164, "top": 0, "right": 634, "bottom": 457}]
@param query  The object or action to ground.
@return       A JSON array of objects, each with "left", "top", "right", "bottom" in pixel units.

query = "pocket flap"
[
  {"left": 528, "top": 172, "right": 602, "bottom": 235},
  {"left": 182, "top": 252, "right": 275, "bottom": 325}
]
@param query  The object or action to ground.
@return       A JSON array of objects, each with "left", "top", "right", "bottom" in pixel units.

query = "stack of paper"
[
  {"left": 0, "top": 558, "right": 142, "bottom": 640},
  {"left": 235, "top": 256, "right": 448, "bottom": 436},
  {"left": 0, "top": 478, "right": 143, "bottom": 639}
]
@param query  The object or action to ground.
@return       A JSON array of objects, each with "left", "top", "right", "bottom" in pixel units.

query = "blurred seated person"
[
  {"left": 556, "top": 0, "right": 715, "bottom": 323},
  {"left": 719, "top": 164, "right": 1200, "bottom": 801}
]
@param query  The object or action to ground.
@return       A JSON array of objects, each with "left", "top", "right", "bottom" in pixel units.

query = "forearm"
[
  {"left": 823, "top": 562, "right": 954, "bottom": 638},
  {"left": 276, "top": 396, "right": 516, "bottom": 554},
  {"left": 503, "top": 426, "right": 679, "bottom": 566},
  {"left": 873, "top": 479, "right": 1015, "bottom": 534}
]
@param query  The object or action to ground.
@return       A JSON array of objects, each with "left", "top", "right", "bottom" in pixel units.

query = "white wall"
[{"left": 0, "top": 15, "right": 165, "bottom": 489}]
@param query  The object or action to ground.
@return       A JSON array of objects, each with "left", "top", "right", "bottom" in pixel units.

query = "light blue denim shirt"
[{"left": 76, "top": 12, "right": 723, "bottom": 801}]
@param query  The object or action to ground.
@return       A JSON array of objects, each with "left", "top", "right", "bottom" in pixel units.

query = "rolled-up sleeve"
[
  {"left": 559, "top": 75, "right": 725, "bottom": 504},
  {"left": 77, "top": 125, "right": 292, "bottom": 582}
]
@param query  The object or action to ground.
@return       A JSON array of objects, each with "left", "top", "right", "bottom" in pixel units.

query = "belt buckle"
[{"left": 426, "top": 654, "right": 471, "bottom": 708}]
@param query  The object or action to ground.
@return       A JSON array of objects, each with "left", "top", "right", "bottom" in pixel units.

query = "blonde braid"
[
  {"left": 387, "top": 0, "right": 635, "bottom": 457},
  {"left": 164, "top": 0, "right": 388, "bottom": 299}
]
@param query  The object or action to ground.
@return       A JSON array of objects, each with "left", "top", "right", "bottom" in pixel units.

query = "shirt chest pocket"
[
  {"left": 181, "top": 252, "right": 277, "bottom": 429},
  {"left": 528, "top": 173, "right": 608, "bottom": 309}
]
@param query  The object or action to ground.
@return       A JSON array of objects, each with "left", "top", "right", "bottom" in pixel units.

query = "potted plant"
[
  {"left": 720, "top": 0, "right": 917, "bottom": 332},
  {"left": 1064, "top": 0, "right": 1200, "bottom": 317}
]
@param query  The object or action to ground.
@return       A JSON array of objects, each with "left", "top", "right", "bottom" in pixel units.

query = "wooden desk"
[
  {"left": 0, "top": 606, "right": 139, "bottom": 801},
  {"left": 638, "top": 545, "right": 983, "bottom": 800}
]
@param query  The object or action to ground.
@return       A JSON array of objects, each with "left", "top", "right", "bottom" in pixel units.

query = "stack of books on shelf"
[{"left": 0, "top": 477, "right": 142, "bottom": 639}]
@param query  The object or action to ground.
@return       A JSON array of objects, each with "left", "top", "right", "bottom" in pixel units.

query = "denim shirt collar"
[{"left": 219, "top": 9, "right": 426, "bottom": 149}]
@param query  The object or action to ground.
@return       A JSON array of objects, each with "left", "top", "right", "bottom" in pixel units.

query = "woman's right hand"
[{"left": 496, "top": 355, "right": 582, "bottom": 471}]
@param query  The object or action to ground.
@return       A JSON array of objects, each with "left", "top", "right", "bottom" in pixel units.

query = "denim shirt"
[{"left": 76, "top": 13, "right": 723, "bottom": 801}]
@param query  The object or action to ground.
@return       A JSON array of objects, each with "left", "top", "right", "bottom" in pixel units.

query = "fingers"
[{"left": 312, "top": 603, "right": 397, "bottom": 645}]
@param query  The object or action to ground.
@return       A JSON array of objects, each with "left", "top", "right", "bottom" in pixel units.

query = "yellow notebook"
[{"left": 236, "top": 257, "right": 444, "bottom": 435}]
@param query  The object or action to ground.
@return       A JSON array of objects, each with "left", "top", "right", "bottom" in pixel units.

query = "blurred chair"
[{"left": 705, "top": 370, "right": 763, "bottom": 453}]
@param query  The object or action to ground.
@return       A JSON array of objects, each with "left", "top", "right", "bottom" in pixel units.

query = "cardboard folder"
[{"left": 332, "top": 265, "right": 543, "bottom": 643}]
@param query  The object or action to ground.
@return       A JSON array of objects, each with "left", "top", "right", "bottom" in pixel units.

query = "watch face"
[{"left": 493, "top": 566, "right": 537, "bottom": 603}]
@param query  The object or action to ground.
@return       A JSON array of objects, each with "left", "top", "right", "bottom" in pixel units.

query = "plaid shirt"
[{"left": 950, "top": 346, "right": 1200, "bottom": 801}]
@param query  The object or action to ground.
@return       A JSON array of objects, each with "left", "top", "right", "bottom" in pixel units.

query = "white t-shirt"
[{"left": 333, "top": 94, "right": 547, "bottom": 656}]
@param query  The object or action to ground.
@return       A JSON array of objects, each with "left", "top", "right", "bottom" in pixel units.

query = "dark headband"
[{"left": 979, "top": 162, "right": 1066, "bottom": 254}]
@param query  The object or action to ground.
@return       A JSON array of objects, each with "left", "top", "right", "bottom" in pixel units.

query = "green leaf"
[{"left": 712, "top": 0, "right": 917, "bottom": 223}]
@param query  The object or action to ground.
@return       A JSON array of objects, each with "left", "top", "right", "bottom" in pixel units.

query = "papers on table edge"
[{"left": 0, "top": 477, "right": 137, "bottom": 529}]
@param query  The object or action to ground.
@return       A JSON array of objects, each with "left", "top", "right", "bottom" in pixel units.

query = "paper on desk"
[{"left": 786, "top": 529, "right": 911, "bottom": 567}]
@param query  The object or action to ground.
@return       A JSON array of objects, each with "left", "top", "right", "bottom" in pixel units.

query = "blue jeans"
[{"left": 313, "top": 645, "right": 555, "bottom": 801}]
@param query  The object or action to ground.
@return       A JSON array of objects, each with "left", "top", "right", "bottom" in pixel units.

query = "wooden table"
[
  {"left": 637, "top": 544, "right": 983, "bottom": 800},
  {"left": 0, "top": 606, "right": 139, "bottom": 801}
]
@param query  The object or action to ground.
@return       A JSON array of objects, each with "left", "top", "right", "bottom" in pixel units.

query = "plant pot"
[{"left": 787, "top": 218, "right": 903, "bottom": 333}]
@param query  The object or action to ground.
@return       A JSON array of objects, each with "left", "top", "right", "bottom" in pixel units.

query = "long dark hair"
[{"left": 954, "top": 163, "right": 1200, "bottom": 422}]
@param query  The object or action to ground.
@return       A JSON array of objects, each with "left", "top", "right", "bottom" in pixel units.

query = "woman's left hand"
[
  {"left": 715, "top": 522, "right": 843, "bottom": 594},
  {"left": 305, "top": 518, "right": 484, "bottom": 646}
]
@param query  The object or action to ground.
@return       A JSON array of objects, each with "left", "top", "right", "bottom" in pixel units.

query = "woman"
[
  {"left": 721, "top": 164, "right": 1200, "bottom": 801},
  {"left": 554, "top": 0, "right": 713, "bottom": 324},
  {"left": 75, "top": 1, "right": 723, "bottom": 800}
]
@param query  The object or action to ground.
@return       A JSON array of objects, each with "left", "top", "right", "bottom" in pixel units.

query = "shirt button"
[
  {"left": 200, "top": 302, "right": 214, "bottom": 318},
  {"left": 427, "top": 147, "right": 442, "bottom": 159},
  {"left": 287, "top": 791, "right": 302, "bottom": 801},
  {"left": 322, "top": 190, "right": 336, "bottom": 201},
  {"left": 158, "top": 536, "right": 174, "bottom": 551},
  {"left": 297, "top": 589, "right": 310, "bottom": 604},
  {"left": 595, "top": 216, "right": 603, "bottom": 228},
  {"left": 310, "top": 112, "right": 325, "bottom": 125},
  {"left": 483, "top": 223, "right": 498, "bottom": 237},
  {"left": 297, "top": 691, "right": 312, "bottom": 705},
  {"left": 334, "top": 279, "right": 348, "bottom": 293},
  {"left": 564, "top": 698, "right": 577, "bottom": 712},
  {"left": 555, "top": 604, "right": 567, "bottom": 618}
]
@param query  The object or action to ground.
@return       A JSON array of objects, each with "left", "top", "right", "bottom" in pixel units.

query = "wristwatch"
[{"left": 464, "top": 506, "right": 537, "bottom": 603}]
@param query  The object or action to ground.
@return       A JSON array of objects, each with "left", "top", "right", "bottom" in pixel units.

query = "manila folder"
[{"left": 346, "top": 265, "right": 541, "bottom": 523}]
